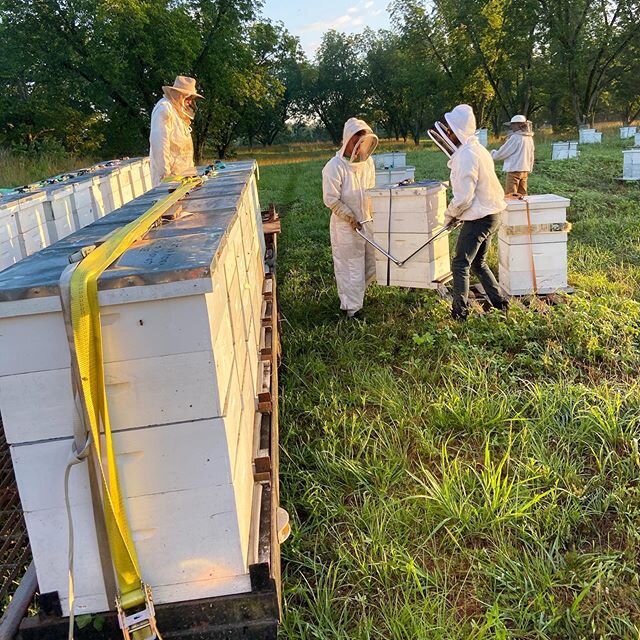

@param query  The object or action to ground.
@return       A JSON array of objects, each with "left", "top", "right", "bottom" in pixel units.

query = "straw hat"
[{"left": 162, "top": 76, "right": 204, "bottom": 99}]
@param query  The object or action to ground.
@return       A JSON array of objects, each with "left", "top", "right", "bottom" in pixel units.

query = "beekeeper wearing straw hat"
[
  {"left": 491, "top": 115, "right": 535, "bottom": 196},
  {"left": 322, "top": 117, "right": 379, "bottom": 319},
  {"left": 149, "top": 76, "right": 204, "bottom": 186}
]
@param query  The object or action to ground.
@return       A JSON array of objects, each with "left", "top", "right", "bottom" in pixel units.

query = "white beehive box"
[
  {"left": 0, "top": 192, "right": 50, "bottom": 261},
  {"left": 476, "top": 129, "right": 488, "bottom": 147},
  {"left": 373, "top": 152, "right": 407, "bottom": 169},
  {"left": 622, "top": 148, "right": 640, "bottom": 181},
  {"left": 115, "top": 163, "right": 135, "bottom": 204},
  {"left": 498, "top": 194, "right": 571, "bottom": 295},
  {"left": 0, "top": 197, "right": 25, "bottom": 271},
  {"left": 375, "top": 166, "right": 416, "bottom": 187},
  {"left": 0, "top": 161, "right": 266, "bottom": 616},
  {"left": 552, "top": 141, "right": 580, "bottom": 160},
  {"left": 124, "top": 158, "right": 147, "bottom": 198},
  {"left": 635, "top": 132, "right": 640, "bottom": 146},
  {"left": 579, "top": 128, "right": 602, "bottom": 144},
  {"left": 368, "top": 181, "right": 450, "bottom": 288},
  {"left": 141, "top": 158, "right": 152, "bottom": 191},
  {"left": 41, "top": 184, "right": 76, "bottom": 243},
  {"left": 620, "top": 126, "right": 637, "bottom": 139}
]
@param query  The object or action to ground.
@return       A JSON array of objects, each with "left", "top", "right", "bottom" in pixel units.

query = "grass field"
[{"left": 257, "top": 136, "right": 640, "bottom": 638}]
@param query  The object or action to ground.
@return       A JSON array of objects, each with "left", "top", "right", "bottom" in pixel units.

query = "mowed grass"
[{"left": 257, "top": 136, "right": 640, "bottom": 638}]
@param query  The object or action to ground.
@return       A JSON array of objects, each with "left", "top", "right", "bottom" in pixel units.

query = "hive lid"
[
  {"left": 0, "top": 161, "right": 257, "bottom": 302},
  {"left": 505, "top": 194, "right": 571, "bottom": 209},
  {"left": 368, "top": 179, "right": 445, "bottom": 197},
  {"left": 0, "top": 191, "right": 47, "bottom": 211}
]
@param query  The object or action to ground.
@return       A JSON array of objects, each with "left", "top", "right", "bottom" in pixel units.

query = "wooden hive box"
[
  {"left": 579, "top": 128, "right": 602, "bottom": 144},
  {"left": 622, "top": 148, "right": 640, "bottom": 181},
  {"left": 552, "top": 141, "right": 580, "bottom": 160},
  {"left": 635, "top": 133, "right": 640, "bottom": 146},
  {"left": 620, "top": 126, "right": 637, "bottom": 139},
  {"left": 0, "top": 196, "right": 27, "bottom": 271},
  {"left": 374, "top": 166, "right": 416, "bottom": 187},
  {"left": 373, "top": 152, "right": 406, "bottom": 169},
  {"left": 476, "top": 129, "right": 488, "bottom": 147},
  {"left": 498, "top": 194, "right": 571, "bottom": 295},
  {"left": 0, "top": 191, "right": 50, "bottom": 260},
  {"left": 0, "top": 162, "right": 266, "bottom": 617},
  {"left": 368, "top": 181, "right": 450, "bottom": 288},
  {"left": 40, "top": 184, "right": 77, "bottom": 243}
]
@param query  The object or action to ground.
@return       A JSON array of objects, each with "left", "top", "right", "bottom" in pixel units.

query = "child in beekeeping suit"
[
  {"left": 491, "top": 115, "right": 535, "bottom": 196},
  {"left": 429, "top": 104, "right": 509, "bottom": 320},
  {"left": 322, "top": 118, "right": 379, "bottom": 319}
]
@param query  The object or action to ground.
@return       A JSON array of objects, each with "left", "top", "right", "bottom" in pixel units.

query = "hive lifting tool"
[{"left": 355, "top": 218, "right": 461, "bottom": 268}]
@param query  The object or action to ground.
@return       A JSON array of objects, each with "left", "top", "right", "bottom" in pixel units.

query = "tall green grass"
[
  {"left": 0, "top": 149, "right": 95, "bottom": 188},
  {"left": 258, "top": 135, "right": 640, "bottom": 638}
]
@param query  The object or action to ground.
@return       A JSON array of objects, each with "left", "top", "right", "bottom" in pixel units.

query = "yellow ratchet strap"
[{"left": 68, "top": 176, "right": 203, "bottom": 639}]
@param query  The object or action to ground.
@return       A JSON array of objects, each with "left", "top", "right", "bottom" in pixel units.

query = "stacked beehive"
[
  {"left": 620, "top": 126, "right": 637, "bottom": 139},
  {"left": 552, "top": 141, "right": 580, "bottom": 160},
  {"left": 622, "top": 148, "right": 640, "bottom": 181},
  {"left": 498, "top": 194, "right": 571, "bottom": 295},
  {"left": 579, "top": 128, "right": 602, "bottom": 144},
  {"left": 0, "top": 159, "right": 154, "bottom": 271},
  {"left": 368, "top": 181, "right": 450, "bottom": 288},
  {"left": 0, "top": 192, "right": 49, "bottom": 271},
  {"left": 373, "top": 152, "right": 416, "bottom": 187},
  {"left": 635, "top": 132, "right": 640, "bottom": 146},
  {"left": 0, "top": 161, "right": 268, "bottom": 616}
]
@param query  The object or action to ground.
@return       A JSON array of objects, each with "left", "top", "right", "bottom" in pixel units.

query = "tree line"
[{"left": 1, "top": 0, "right": 639, "bottom": 158}]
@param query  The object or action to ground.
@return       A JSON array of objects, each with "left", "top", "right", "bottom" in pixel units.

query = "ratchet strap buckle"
[{"left": 116, "top": 583, "right": 159, "bottom": 640}]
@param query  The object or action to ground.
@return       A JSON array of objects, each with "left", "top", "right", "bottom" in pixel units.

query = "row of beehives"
[
  {"left": 0, "top": 162, "right": 271, "bottom": 615},
  {"left": 0, "top": 158, "right": 152, "bottom": 272},
  {"left": 368, "top": 182, "right": 570, "bottom": 296}
]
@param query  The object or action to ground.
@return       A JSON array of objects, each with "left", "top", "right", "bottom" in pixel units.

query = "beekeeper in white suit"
[
  {"left": 491, "top": 114, "right": 535, "bottom": 196},
  {"left": 432, "top": 104, "right": 509, "bottom": 320},
  {"left": 149, "top": 76, "right": 204, "bottom": 186},
  {"left": 322, "top": 118, "right": 379, "bottom": 318}
]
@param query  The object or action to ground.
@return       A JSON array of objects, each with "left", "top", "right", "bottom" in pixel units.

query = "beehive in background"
[
  {"left": 620, "top": 126, "right": 637, "bottom": 139},
  {"left": 635, "top": 132, "right": 640, "bottom": 146},
  {"left": 368, "top": 181, "right": 450, "bottom": 288},
  {"left": 476, "top": 129, "right": 489, "bottom": 147},
  {"left": 373, "top": 152, "right": 406, "bottom": 169},
  {"left": 0, "top": 162, "right": 267, "bottom": 616},
  {"left": 622, "top": 148, "right": 640, "bottom": 181},
  {"left": 579, "top": 128, "right": 602, "bottom": 144},
  {"left": 552, "top": 141, "right": 580, "bottom": 160},
  {"left": 374, "top": 165, "right": 416, "bottom": 187},
  {"left": 498, "top": 194, "right": 571, "bottom": 295}
]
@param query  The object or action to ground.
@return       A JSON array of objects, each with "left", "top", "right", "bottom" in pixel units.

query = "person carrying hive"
[
  {"left": 322, "top": 117, "right": 379, "bottom": 319},
  {"left": 491, "top": 114, "right": 535, "bottom": 196}
]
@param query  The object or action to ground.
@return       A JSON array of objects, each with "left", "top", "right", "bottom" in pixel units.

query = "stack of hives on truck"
[{"left": 0, "top": 160, "right": 283, "bottom": 639}]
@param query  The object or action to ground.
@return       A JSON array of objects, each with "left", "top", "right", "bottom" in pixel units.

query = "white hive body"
[
  {"left": 373, "top": 152, "right": 407, "bottom": 169},
  {"left": 620, "top": 126, "right": 637, "bottom": 139},
  {"left": 498, "top": 194, "right": 571, "bottom": 295},
  {"left": 0, "top": 158, "right": 155, "bottom": 272},
  {"left": 375, "top": 166, "right": 416, "bottom": 187},
  {"left": 579, "top": 128, "right": 602, "bottom": 144},
  {"left": 0, "top": 192, "right": 50, "bottom": 269},
  {"left": 0, "top": 162, "right": 267, "bottom": 615},
  {"left": 635, "top": 133, "right": 640, "bottom": 147},
  {"left": 552, "top": 141, "right": 580, "bottom": 160},
  {"left": 368, "top": 181, "right": 450, "bottom": 288},
  {"left": 476, "top": 129, "right": 489, "bottom": 147},
  {"left": 41, "top": 184, "right": 77, "bottom": 243},
  {"left": 622, "top": 148, "right": 640, "bottom": 181}
]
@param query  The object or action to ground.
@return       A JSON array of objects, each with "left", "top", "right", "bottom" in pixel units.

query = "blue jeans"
[{"left": 451, "top": 214, "right": 506, "bottom": 318}]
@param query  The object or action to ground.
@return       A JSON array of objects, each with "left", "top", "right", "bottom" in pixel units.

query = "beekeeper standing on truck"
[
  {"left": 431, "top": 104, "right": 509, "bottom": 320},
  {"left": 149, "top": 76, "right": 204, "bottom": 186},
  {"left": 322, "top": 118, "right": 379, "bottom": 319},
  {"left": 491, "top": 115, "right": 535, "bottom": 196}
]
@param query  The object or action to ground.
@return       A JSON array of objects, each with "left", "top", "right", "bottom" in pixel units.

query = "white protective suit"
[
  {"left": 491, "top": 130, "right": 535, "bottom": 172},
  {"left": 322, "top": 118, "right": 378, "bottom": 315},
  {"left": 444, "top": 105, "right": 506, "bottom": 222},
  {"left": 149, "top": 96, "right": 197, "bottom": 186}
]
